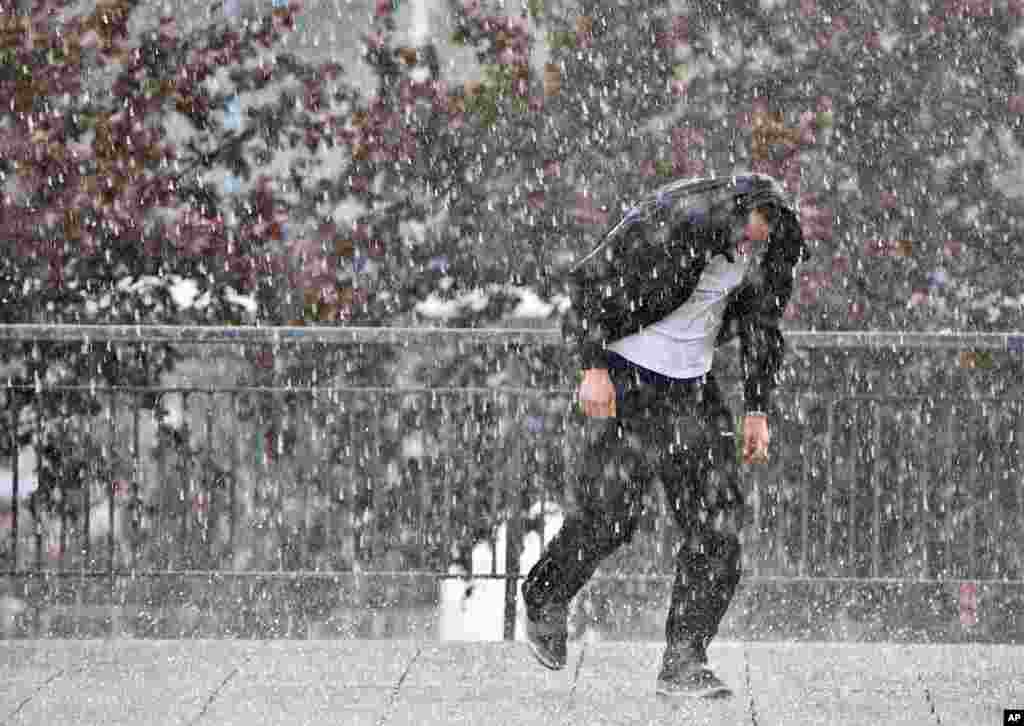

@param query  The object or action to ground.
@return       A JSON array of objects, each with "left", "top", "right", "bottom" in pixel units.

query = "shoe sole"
[
  {"left": 656, "top": 684, "right": 733, "bottom": 700},
  {"left": 526, "top": 638, "right": 565, "bottom": 671}
]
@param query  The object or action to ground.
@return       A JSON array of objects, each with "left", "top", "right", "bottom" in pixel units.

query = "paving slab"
[
  {"left": 403, "top": 641, "right": 579, "bottom": 696},
  {"left": 4, "top": 640, "right": 263, "bottom": 726},
  {"left": 387, "top": 641, "right": 580, "bottom": 725},
  {"left": 229, "top": 640, "right": 420, "bottom": 687},
  {"left": 198, "top": 640, "right": 421, "bottom": 726},
  {"left": 567, "top": 641, "right": 750, "bottom": 726},
  {"left": 388, "top": 690, "right": 569, "bottom": 726},
  {"left": 904, "top": 644, "right": 1024, "bottom": 726},
  {"left": 0, "top": 666, "right": 63, "bottom": 720},
  {"left": 197, "top": 682, "right": 388, "bottom": 726},
  {"left": 745, "top": 642, "right": 935, "bottom": 726}
]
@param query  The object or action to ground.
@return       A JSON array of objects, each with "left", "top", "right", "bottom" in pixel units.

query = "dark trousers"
[{"left": 522, "top": 354, "right": 745, "bottom": 664}]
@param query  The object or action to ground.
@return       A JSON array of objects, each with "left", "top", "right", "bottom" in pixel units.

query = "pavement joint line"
[
  {"left": 566, "top": 640, "right": 588, "bottom": 705},
  {"left": 4, "top": 666, "right": 68, "bottom": 725},
  {"left": 373, "top": 644, "right": 422, "bottom": 726},
  {"left": 742, "top": 645, "right": 761, "bottom": 726},
  {"left": 548, "top": 642, "right": 588, "bottom": 726},
  {"left": 916, "top": 672, "right": 944, "bottom": 726},
  {"left": 186, "top": 648, "right": 255, "bottom": 726}
]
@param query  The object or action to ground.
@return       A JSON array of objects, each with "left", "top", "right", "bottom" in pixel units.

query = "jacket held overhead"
[{"left": 561, "top": 174, "right": 810, "bottom": 415}]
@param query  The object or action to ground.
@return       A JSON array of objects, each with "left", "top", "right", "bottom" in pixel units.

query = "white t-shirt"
[{"left": 606, "top": 251, "right": 751, "bottom": 379}]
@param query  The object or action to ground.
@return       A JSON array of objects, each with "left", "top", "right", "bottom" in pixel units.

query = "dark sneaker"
[
  {"left": 656, "top": 663, "right": 733, "bottom": 700},
  {"left": 522, "top": 595, "right": 568, "bottom": 671}
]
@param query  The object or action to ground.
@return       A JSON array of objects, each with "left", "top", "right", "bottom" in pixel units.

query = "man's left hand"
[{"left": 743, "top": 414, "right": 770, "bottom": 465}]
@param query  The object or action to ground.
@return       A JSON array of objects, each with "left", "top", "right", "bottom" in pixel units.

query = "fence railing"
[
  {"left": 1, "top": 323, "right": 1023, "bottom": 348},
  {"left": 2, "top": 325, "right": 1023, "bottom": 639}
]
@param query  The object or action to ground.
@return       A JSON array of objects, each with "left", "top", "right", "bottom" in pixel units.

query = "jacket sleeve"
[
  {"left": 560, "top": 216, "right": 645, "bottom": 371},
  {"left": 561, "top": 213, "right": 709, "bottom": 372},
  {"left": 716, "top": 208, "right": 809, "bottom": 414},
  {"left": 561, "top": 269, "right": 614, "bottom": 370}
]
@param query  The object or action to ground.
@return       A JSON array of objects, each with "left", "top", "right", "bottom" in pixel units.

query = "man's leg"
[
  {"left": 657, "top": 391, "right": 745, "bottom": 696},
  {"left": 521, "top": 417, "right": 651, "bottom": 667}
]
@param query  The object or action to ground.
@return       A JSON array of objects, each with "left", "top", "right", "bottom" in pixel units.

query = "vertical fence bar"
[
  {"left": 871, "top": 402, "right": 882, "bottom": 579},
  {"left": 133, "top": 399, "right": 142, "bottom": 570},
  {"left": 1018, "top": 400, "right": 1024, "bottom": 579},
  {"left": 180, "top": 392, "right": 191, "bottom": 571},
  {"left": 302, "top": 402, "right": 316, "bottom": 571},
  {"left": 991, "top": 403, "right": 1004, "bottom": 581},
  {"left": 966, "top": 405, "right": 978, "bottom": 579},
  {"left": 274, "top": 391, "right": 285, "bottom": 572},
  {"left": 943, "top": 403, "right": 956, "bottom": 578},
  {"left": 206, "top": 394, "right": 215, "bottom": 569},
  {"left": 751, "top": 457, "right": 761, "bottom": 578},
  {"left": 488, "top": 394, "right": 501, "bottom": 578},
  {"left": 799, "top": 395, "right": 809, "bottom": 578},
  {"left": 155, "top": 394, "right": 168, "bottom": 571},
  {"left": 59, "top": 483, "right": 67, "bottom": 573},
  {"left": 108, "top": 391, "right": 116, "bottom": 572},
  {"left": 919, "top": 401, "right": 931, "bottom": 580},
  {"left": 415, "top": 394, "right": 430, "bottom": 564},
  {"left": 1001, "top": 402, "right": 1017, "bottom": 579},
  {"left": 10, "top": 407, "right": 19, "bottom": 570},
  {"left": 895, "top": 405, "right": 906, "bottom": 574},
  {"left": 440, "top": 393, "right": 452, "bottom": 571},
  {"left": 989, "top": 407, "right": 1002, "bottom": 580},
  {"left": 373, "top": 393, "right": 387, "bottom": 571},
  {"left": 504, "top": 405, "right": 524, "bottom": 641},
  {"left": 824, "top": 399, "right": 834, "bottom": 575},
  {"left": 32, "top": 385, "right": 43, "bottom": 636},
  {"left": 82, "top": 409, "right": 91, "bottom": 571},
  {"left": 848, "top": 404, "right": 857, "bottom": 576},
  {"left": 343, "top": 395, "right": 359, "bottom": 566},
  {"left": 58, "top": 404, "right": 68, "bottom": 572},
  {"left": 322, "top": 393, "right": 335, "bottom": 570},
  {"left": 34, "top": 395, "right": 43, "bottom": 574},
  {"left": 229, "top": 393, "right": 239, "bottom": 567},
  {"left": 368, "top": 391, "right": 385, "bottom": 573}
]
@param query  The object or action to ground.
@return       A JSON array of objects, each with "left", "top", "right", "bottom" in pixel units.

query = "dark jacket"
[{"left": 561, "top": 173, "right": 810, "bottom": 415}]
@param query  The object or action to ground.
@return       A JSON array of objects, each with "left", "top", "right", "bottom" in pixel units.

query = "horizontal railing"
[
  {"left": 1, "top": 326, "right": 1023, "bottom": 639},
  {"left": 1, "top": 323, "right": 1024, "bottom": 349}
]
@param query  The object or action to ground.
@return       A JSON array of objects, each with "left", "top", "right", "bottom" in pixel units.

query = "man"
[{"left": 521, "top": 173, "right": 809, "bottom": 699}]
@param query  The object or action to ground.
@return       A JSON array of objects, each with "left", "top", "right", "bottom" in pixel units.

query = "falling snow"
[{"left": 0, "top": 0, "right": 1023, "bottom": 722}]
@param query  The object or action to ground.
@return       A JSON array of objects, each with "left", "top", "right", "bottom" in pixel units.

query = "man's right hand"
[{"left": 578, "top": 368, "right": 616, "bottom": 418}]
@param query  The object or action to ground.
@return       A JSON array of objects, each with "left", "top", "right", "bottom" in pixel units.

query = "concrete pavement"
[{"left": 1, "top": 639, "right": 1021, "bottom": 725}]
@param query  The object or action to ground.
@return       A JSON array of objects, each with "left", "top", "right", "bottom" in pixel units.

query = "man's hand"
[
  {"left": 743, "top": 414, "right": 770, "bottom": 465},
  {"left": 578, "top": 368, "right": 616, "bottom": 418}
]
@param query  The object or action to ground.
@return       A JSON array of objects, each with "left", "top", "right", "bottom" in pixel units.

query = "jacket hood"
[{"left": 570, "top": 173, "right": 808, "bottom": 276}]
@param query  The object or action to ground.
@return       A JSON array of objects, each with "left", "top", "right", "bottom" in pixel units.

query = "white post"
[{"left": 410, "top": 0, "right": 431, "bottom": 45}]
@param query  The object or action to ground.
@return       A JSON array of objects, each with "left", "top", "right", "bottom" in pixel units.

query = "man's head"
[{"left": 743, "top": 204, "right": 779, "bottom": 242}]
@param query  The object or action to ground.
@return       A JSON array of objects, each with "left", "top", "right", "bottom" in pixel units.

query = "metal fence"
[{"left": 2, "top": 325, "right": 1024, "bottom": 639}]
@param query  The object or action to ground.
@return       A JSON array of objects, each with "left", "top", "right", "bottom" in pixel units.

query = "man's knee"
[
  {"left": 582, "top": 507, "right": 641, "bottom": 551},
  {"left": 679, "top": 527, "right": 742, "bottom": 576}
]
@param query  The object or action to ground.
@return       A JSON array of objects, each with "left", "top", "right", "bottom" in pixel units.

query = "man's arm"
[
  {"left": 560, "top": 218, "right": 644, "bottom": 371},
  {"left": 562, "top": 212, "right": 712, "bottom": 372},
  {"left": 718, "top": 208, "right": 809, "bottom": 416},
  {"left": 716, "top": 283, "right": 785, "bottom": 415},
  {"left": 561, "top": 273, "right": 612, "bottom": 371}
]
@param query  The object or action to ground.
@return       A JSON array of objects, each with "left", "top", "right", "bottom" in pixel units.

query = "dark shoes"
[
  {"left": 521, "top": 585, "right": 730, "bottom": 700},
  {"left": 656, "top": 645, "right": 733, "bottom": 699},
  {"left": 522, "top": 585, "right": 568, "bottom": 670},
  {"left": 656, "top": 664, "right": 733, "bottom": 699}
]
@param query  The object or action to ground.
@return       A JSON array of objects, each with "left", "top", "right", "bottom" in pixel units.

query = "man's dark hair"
[{"left": 753, "top": 202, "right": 782, "bottom": 230}]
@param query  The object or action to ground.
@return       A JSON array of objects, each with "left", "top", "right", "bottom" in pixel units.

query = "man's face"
[{"left": 743, "top": 208, "right": 772, "bottom": 242}]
